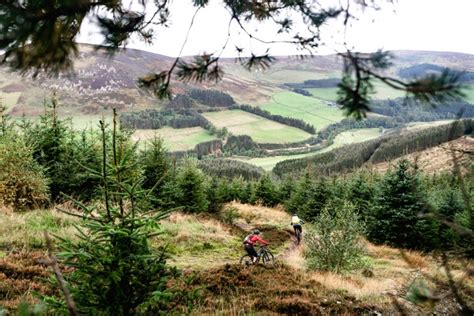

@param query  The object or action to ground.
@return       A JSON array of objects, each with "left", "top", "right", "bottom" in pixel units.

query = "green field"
[
  {"left": 202, "top": 109, "right": 311, "bottom": 143},
  {"left": 306, "top": 80, "right": 407, "bottom": 102},
  {"left": 132, "top": 127, "right": 217, "bottom": 151},
  {"left": 257, "top": 91, "right": 345, "bottom": 131},
  {"left": 238, "top": 128, "right": 383, "bottom": 171},
  {"left": 464, "top": 84, "right": 474, "bottom": 104}
]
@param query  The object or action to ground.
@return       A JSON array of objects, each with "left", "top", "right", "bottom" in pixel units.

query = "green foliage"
[
  {"left": 176, "top": 160, "right": 209, "bottom": 213},
  {"left": 207, "top": 177, "right": 223, "bottom": 214},
  {"left": 23, "top": 98, "right": 103, "bottom": 201},
  {"left": 47, "top": 118, "right": 176, "bottom": 315},
  {"left": 286, "top": 174, "right": 332, "bottom": 221},
  {"left": 0, "top": 301, "right": 47, "bottom": 316},
  {"left": 220, "top": 206, "right": 239, "bottom": 225},
  {"left": 305, "top": 201, "right": 366, "bottom": 273},
  {"left": 368, "top": 160, "right": 439, "bottom": 250},
  {"left": 140, "top": 136, "right": 171, "bottom": 207},
  {"left": 346, "top": 171, "right": 378, "bottom": 221},
  {"left": 0, "top": 134, "right": 49, "bottom": 211},
  {"left": 254, "top": 175, "right": 279, "bottom": 207}
]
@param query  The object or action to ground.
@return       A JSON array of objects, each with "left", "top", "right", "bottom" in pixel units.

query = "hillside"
[
  {"left": 1, "top": 202, "right": 472, "bottom": 314},
  {"left": 2, "top": 46, "right": 473, "bottom": 117},
  {"left": 373, "top": 136, "right": 474, "bottom": 174}
]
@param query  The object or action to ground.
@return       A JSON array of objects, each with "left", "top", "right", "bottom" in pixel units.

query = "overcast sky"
[{"left": 77, "top": 0, "right": 474, "bottom": 57}]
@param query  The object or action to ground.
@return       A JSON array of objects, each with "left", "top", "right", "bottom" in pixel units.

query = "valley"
[{"left": 1, "top": 45, "right": 473, "bottom": 315}]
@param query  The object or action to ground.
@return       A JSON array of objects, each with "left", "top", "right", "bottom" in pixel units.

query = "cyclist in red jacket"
[{"left": 243, "top": 229, "right": 269, "bottom": 263}]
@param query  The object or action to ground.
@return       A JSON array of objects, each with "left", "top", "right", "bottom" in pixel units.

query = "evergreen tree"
[
  {"left": 279, "top": 176, "right": 295, "bottom": 204},
  {"left": 346, "top": 171, "right": 378, "bottom": 222},
  {"left": 303, "top": 177, "right": 332, "bottom": 220},
  {"left": 286, "top": 172, "right": 313, "bottom": 216},
  {"left": 176, "top": 160, "right": 209, "bottom": 213},
  {"left": 254, "top": 175, "right": 278, "bottom": 207},
  {"left": 140, "top": 137, "right": 172, "bottom": 207},
  {"left": 0, "top": 134, "right": 49, "bottom": 210},
  {"left": 241, "top": 182, "right": 256, "bottom": 204},
  {"left": 47, "top": 118, "right": 175, "bottom": 315},
  {"left": 207, "top": 177, "right": 223, "bottom": 214},
  {"left": 26, "top": 97, "right": 68, "bottom": 200},
  {"left": 368, "top": 160, "right": 438, "bottom": 250},
  {"left": 436, "top": 187, "right": 465, "bottom": 249}
]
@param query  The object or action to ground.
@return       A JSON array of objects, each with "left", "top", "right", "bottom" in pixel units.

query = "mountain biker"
[
  {"left": 291, "top": 214, "right": 304, "bottom": 236},
  {"left": 243, "top": 229, "right": 269, "bottom": 263}
]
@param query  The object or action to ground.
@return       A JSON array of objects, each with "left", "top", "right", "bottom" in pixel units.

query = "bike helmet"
[{"left": 253, "top": 229, "right": 260, "bottom": 235}]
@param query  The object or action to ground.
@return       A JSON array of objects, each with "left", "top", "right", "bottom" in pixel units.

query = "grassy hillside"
[
  {"left": 257, "top": 91, "right": 345, "bottom": 131},
  {"left": 307, "top": 80, "right": 407, "bottom": 101},
  {"left": 1, "top": 202, "right": 471, "bottom": 314},
  {"left": 202, "top": 109, "right": 311, "bottom": 143}
]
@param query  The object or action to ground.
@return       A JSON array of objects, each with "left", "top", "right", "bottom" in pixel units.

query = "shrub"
[
  {"left": 305, "top": 201, "right": 366, "bottom": 273},
  {"left": 0, "top": 135, "right": 49, "bottom": 210},
  {"left": 220, "top": 206, "right": 239, "bottom": 225}
]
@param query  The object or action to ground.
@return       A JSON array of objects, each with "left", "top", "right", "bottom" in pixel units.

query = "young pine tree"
[
  {"left": 176, "top": 160, "right": 209, "bottom": 213},
  {"left": 0, "top": 134, "right": 49, "bottom": 210},
  {"left": 140, "top": 136, "right": 172, "bottom": 207},
  {"left": 368, "top": 159, "right": 438, "bottom": 250},
  {"left": 48, "top": 117, "right": 175, "bottom": 315},
  {"left": 254, "top": 175, "right": 278, "bottom": 207}
]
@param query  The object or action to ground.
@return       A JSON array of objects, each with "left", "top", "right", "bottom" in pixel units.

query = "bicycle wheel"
[
  {"left": 239, "top": 254, "right": 253, "bottom": 266},
  {"left": 296, "top": 231, "right": 301, "bottom": 245},
  {"left": 262, "top": 250, "right": 275, "bottom": 265}
]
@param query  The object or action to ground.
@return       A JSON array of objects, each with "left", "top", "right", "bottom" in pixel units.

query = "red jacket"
[{"left": 245, "top": 234, "right": 269, "bottom": 246}]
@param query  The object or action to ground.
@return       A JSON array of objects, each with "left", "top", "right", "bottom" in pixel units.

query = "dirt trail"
[{"left": 278, "top": 235, "right": 306, "bottom": 269}]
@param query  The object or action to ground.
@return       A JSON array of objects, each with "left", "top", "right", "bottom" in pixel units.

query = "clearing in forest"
[
  {"left": 202, "top": 109, "right": 311, "bottom": 144},
  {"left": 131, "top": 127, "right": 217, "bottom": 151},
  {"left": 257, "top": 91, "right": 344, "bottom": 131}
]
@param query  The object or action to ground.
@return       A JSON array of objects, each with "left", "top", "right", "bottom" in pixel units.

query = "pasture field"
[
  {"left": 306, "top": 80, "right": 407, "bottom": 101},
  {"left": 464, "top": 84, "right": 474, "bottom": 103},
  {"left": 238, "top": 128, "right": 383, "bottom": 171},
  {"left": 257, "top": 91, "right": 345, "bottom": 131},
  {"left": 132, "top": 127, "right": 217, "bottom": 151},
  {"left": 202, "top": 109, "right": 311, "bottom": 144}
]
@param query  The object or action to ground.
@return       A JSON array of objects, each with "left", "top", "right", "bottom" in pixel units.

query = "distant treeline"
[
  {"left": 238, "top": 104, "right": 316, "bottom": 134},
  {"left": 370, "top": 98, "right": 474, "bottom": 119},
  {"left": 188, "top": 89, "right": 235, "bottom": 107},
  {"left": 274, "top": 119, "right": 474, "bottom": 176},
  {"left": 120, "top": 108, "right": 210, "bottom": 130},
  {"left": 398, "top": 63, "right": 474, "bottom": 82},
  {"left": 198, "top": 158, "right": 264, "bottom": 180},
  {"left": 285, "top": 78, "right": 341, "bottom": 89},
  {"left": 223, "top": 135, "right": 264, "bottom": 156},
  {"left": 314, "top": 117, "right": 400, "bottom": 144}
]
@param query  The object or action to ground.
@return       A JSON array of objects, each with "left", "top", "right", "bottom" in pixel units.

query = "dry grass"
[
  {"left": 0, "top": 208, "right": 78, "bottom": 250},
  {"left": 228, "top": 201, "right": 291, "bottom": 229},
  {"left": 152, "top": 212, "right": 242, "bottom": 269},
  {"left": 373, "top": 136, "right": 474, "bottom": 175}
]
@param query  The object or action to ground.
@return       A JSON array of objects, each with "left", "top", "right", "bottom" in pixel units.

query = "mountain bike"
[
  {"left": 239, "top": 245, "right": 275, "bottom": 266},
  {"left": 295, "top": 228, "right": 302, "bottom": 245},
  {"left": 293, "top": 224, "right": 302, "bottom": 245}
]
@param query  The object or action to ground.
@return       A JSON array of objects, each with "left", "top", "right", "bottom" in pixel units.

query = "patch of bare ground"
[
  {"left": 372, "top": 136, "right": 474, "bottom": 174},
  {"left": 185, "top": 263, "right": 382, "bottom": 315}
]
